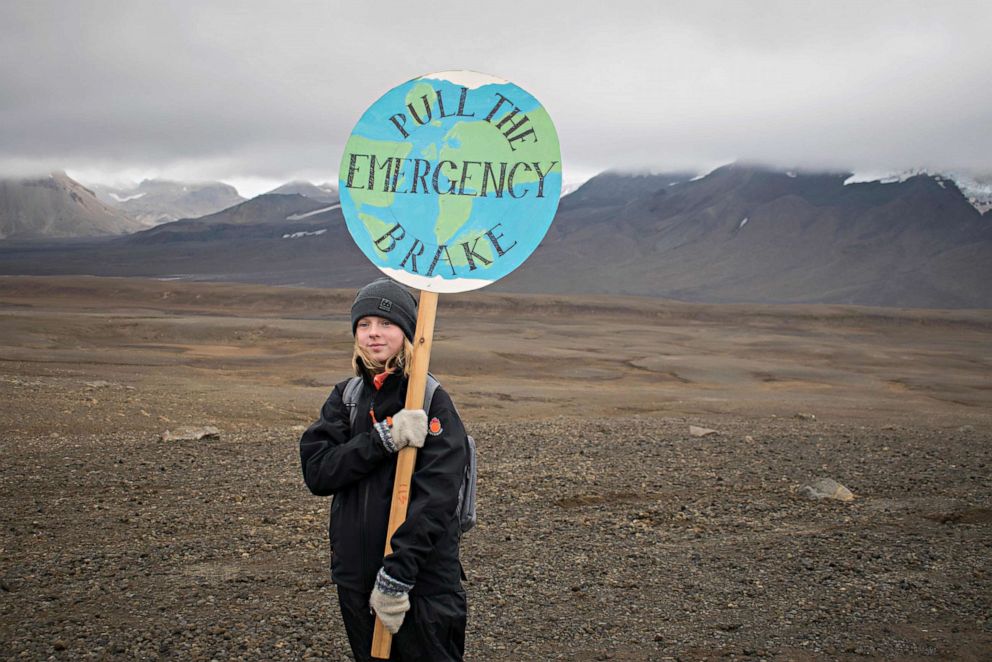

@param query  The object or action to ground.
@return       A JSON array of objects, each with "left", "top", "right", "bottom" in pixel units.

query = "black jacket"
[{"left": 300, "top": 371, "right": 467, "bottom": 595}]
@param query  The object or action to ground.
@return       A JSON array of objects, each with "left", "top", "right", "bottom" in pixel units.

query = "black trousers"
[{"left": 336, "top": 585, "right": 467, "bottom": 662}]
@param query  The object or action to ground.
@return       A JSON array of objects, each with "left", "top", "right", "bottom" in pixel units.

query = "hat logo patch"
[
  {"left": 378, "top": 298, "right": 393, "bottom": 312},
  {"left": 428, "top": 417, "right": 443, "bottom": 436}
]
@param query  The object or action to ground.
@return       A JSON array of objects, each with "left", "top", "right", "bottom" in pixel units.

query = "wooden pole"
[{"left": 371, "top": 289, "right": 438, "bottom": 659}]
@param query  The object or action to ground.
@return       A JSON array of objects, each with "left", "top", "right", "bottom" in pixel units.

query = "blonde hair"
[{"left": 352, "top": 336, "right": 414, "bottom": 379}]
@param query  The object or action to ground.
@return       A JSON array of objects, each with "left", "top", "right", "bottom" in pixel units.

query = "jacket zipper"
[
  {"left": 361, "top": 480, "right": 370, "bottom": 585},
  {"left": 361, "top": 390, "right": 376, "bottom": 586}
]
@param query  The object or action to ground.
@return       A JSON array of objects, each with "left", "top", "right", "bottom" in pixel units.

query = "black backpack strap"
[
  {"left": 342, "top": 376, "right": 364, "bottom": 430},
  {"left": 423, "top": 373, "right": 441, "bottom": 414}
]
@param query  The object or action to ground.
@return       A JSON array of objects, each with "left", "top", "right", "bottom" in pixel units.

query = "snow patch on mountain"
[
  {"left": 843, "top": 169, "right": 991, "bottom": 213},
  {"left": 282, "top": 229, "right": 327, "bottom": 239},
  {"left": 949, "top": 173, "right": 992, "bottom": 214},
  {"left": 110, "top": 192, "right": 146, "bottom": 202},
  {"left": 286, "top": 204, "right": 339, "bottom": 220},
  {"left": 843, "top": 171, "right": 920, "bottom": 186}
]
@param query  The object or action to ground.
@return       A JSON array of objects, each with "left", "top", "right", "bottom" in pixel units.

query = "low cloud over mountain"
[
  {"left": 91, "top": 179, "right": 245, "bottom": 227},
  {"left": 264, "top": 181, "right": 338, "bottom": 204}
]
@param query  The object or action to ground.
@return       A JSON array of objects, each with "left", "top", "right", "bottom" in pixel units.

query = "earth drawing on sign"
[{"left": 339, "top": 70, "right": 562, "bottom": 293}]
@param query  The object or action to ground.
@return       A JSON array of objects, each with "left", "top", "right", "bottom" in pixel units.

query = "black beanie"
[{"left": 351, "top": 278, "right": 418, "bottom": 341}]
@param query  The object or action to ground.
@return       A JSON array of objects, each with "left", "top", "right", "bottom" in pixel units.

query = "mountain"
[
  {"left": 557, "top": 171, "right": 695, "bottom": 211},
  {"left": 127, "top": 193, "right": 340, "bottom": 243},
  {"left": 1, "top": 164, "right": 990, "bottom": 308},
  {"left": 546, "top": 171, "right": 695, "bottom": 241},
  {"left": 0, "top": 172, "right": 143, "bottom": 240},
  {"left": 114, "top": 195, "right": 374, "bottom": 285},
  {"left": 949, "top": 173, "right": 992, "bottom": 214},
  {"left": 844, "top": 170, "right": 992, "bottom": 214},
  {"left": 91, "top": 179, "right": 244, "bottom": 227},
  {"left": 264, "top": 181, "right": 339, "bottom": 204},
  {"left": 499, "top": 164, "right": 992, "bottom": 307}
]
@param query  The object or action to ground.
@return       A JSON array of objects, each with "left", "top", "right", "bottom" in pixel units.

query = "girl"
[{"left": 300, "top": 278, "right": 468, "bottom": 661}]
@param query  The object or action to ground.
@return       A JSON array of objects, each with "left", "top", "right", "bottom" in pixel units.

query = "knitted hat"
[{"left": 351, "top": 278, "right": 418, "bottom": 341}]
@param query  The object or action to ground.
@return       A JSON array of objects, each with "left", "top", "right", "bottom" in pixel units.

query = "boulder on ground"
[
  {"left": 799, "top": 477, "right": 855, "bottom": 501},
  {"left": 160, "top": 426, "right": 221, "bottom": 442},
  {"left": 689, "top": 425, "right": 718, "bottom": 437}
]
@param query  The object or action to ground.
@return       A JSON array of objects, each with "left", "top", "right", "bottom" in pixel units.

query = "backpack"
[{"left": 342, "top": 374, "right": 477, "bottom": 534}]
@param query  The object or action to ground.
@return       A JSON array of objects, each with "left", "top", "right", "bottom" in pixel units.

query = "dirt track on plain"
[{"left": 1, "top": 276, "right": 990, "bottom": 660}]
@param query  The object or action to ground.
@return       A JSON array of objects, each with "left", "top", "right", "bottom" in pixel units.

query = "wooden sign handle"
[{"left": 371, "top": 289, "right": 439, "bottom": 659}]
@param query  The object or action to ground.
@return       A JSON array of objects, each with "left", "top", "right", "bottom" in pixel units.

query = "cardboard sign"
[{"left": 339, "top": 71, "right": 562, "bottom": 293}]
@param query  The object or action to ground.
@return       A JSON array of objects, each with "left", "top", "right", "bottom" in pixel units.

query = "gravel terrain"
[
  {"left": 2, "top": 417, "right": 990, "bottom": 660},
  {"left": 1, "top": 276, "right": 990, "bottom": 660}
]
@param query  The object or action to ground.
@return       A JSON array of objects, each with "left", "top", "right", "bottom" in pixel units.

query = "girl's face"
[{"left": 355, "top": 316, "right": 405, "bottom": 364}]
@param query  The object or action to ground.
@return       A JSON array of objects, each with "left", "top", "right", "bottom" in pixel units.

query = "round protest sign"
[{"left": 339, "top": 71, "right": 561, "bottom": 293}]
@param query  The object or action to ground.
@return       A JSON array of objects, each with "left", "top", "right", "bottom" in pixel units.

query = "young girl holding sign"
[{"left": 300, "top": 278, "right": 468, "bottom": 661}]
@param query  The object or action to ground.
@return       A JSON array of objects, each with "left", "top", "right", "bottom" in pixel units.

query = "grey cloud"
[{"left": 1, "top": 0, "right": 990, "bottom": 187}]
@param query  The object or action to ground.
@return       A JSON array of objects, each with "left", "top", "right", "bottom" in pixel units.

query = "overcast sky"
[{"left": 1, "top": 1, "right": 990, "bottom": 196}]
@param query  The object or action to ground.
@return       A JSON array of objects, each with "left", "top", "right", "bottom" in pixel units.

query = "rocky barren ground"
[{"left": 1, "top": 277, "right": 990, "bottom": 660}]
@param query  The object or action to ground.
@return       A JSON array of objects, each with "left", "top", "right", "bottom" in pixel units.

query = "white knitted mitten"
[
  {"left": 391, "top": 408, "right": 428, "bottom": 450},
  {"left": 369, "top": 568, "right": 413, "bottom": 634}
]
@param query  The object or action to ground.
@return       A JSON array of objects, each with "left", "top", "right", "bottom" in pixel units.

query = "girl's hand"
[
  {"left": 369, "top": 568, "right": 413, "bottom": 634},
  {"left": 391, "top": 409, "right": 428, "bottom": 450}
]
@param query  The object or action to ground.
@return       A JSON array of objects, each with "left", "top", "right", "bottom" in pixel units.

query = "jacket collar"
[{"left": 359, "top": 367, "right": 406, "bottom": 393}]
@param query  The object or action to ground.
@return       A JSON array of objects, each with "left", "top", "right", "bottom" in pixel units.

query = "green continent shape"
[
  {"left": 404, "top": 83, "right": 437, "bottom": 119},
  {"left": 430, "top": 193, "right": 497, "bottom": 273},
  {"left": 359, "top": 212, "right": 397, "bottom": 260},
  {"left": 434, "top": 194, "right": 473, "bottom": 247},
  {"left": 342, "top": 135, "right": 413, "bottom": 208},
  {"left": 440, "top": 106, "right": 561, "bottom": 190}
]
